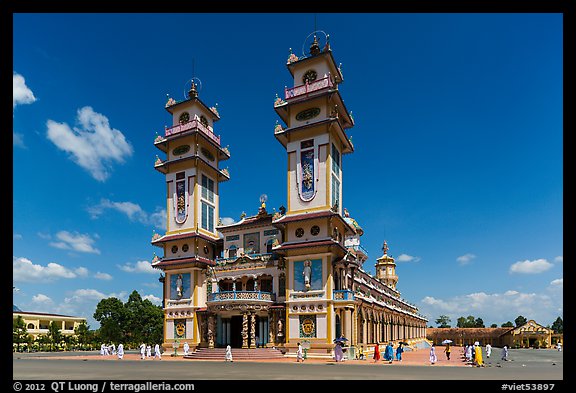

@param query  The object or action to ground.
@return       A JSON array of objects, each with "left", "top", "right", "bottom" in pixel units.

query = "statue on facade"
[
  {"left": 303, "top": 260, "right": 312, "bottom": 290},
  {"left": 277, "top": 318, "right": 284, "bottom": 337},
  {"left": 176, "top": 274, "right": 183, "bottom": 298}
]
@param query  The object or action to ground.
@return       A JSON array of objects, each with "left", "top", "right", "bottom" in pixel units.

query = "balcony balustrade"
[
  {"left": 284, "top": 75, "right": 334, "bottom": 100},
  {"left": 164, "top": 119, "right": 221, "bottom": 146},
  {"left": 333, "top": 289, "right": 355, "bottom": 301},
  {"left": 208, "top": 291, "right": 275, "bottom": 302}
]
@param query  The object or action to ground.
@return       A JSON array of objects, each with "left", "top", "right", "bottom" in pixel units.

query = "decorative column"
[
  {"left": 242, "top": 312, "right": 249, "bottom": 348},
  {"left": 250, "top": 313, "right": 256, "bottom": 348},
  {"left": 268, "top": 310, "right": 275, "bottom": 344},
  {"left": 208, "top": 314, "right": 215, "bottom": 349}
]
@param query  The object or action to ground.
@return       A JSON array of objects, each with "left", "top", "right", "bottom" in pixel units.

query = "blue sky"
[{"left": 12, "top": 13, "right": 563, "bottom": 329}]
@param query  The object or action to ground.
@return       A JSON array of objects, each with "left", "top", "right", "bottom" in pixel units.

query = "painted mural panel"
[
  {"left": 243, "top": 232, "right": 260, "bottom": 254},
  {"left": 170, "top": 272, "right": 191, "bottom": 299},
  {"left": 299, "top": 315, "right": 317, "bottom": 338},
  {"left": 174, "top": 319, "right": 186, "bottom": 339},
  {"left": 300, "top": 149, "right": 315, "bottom": 200},
  {"left": 293, "top": 259, "right": 322, "bottom": 291}
]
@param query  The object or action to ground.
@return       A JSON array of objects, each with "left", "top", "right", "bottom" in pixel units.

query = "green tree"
[
  {"left": 456, "top": 315, "right": 477, "bottom": 328},
  {"left": 551, "top": 317, "right": 563, "bottom": 333},
  {"left": 501, "top": 321, "right": 514, "bottom": 328},
  {"left": 474, "top": 318, "right": 485, "bottom": 328},
  {"left": 490, "top": 323, "right": 498, "bottom": 328},
  {"left": 515, "top": 315, "right": 527, "bottom": 327},
  {"left": 13, "top": 315, "right": 29, "bottom": 352},
  {"left": 47, "top": 321, "right": 63, "bottom": 351},
  {"left": 435, "top": 315, "right": 451, "bottom": 328},
  {"left": 75, "top": 321, "right": 93, "bottom": 350},
  {"left": 94, "top": 297, "right": 127, "bottom": 343}
]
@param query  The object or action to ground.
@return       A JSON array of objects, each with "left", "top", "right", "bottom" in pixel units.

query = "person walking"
[
  {"left": 557, "top": 342, "right": 562, "bottom": 352},
  {"left": 465, "top": 344, "right": 473, "bottom": 363},
  {"left": 146, "top": 344, "right": 152, "bottom": 358},
  {"left": 183, "top": 342, "right": 190, "bottom": 356},
  {"left": 117, "top": 344, "right": 124, "bottom": 360},
  {"left": 395, "top": 343, "right": 404, "bottom": 361},
  {"left": 474, "top": 343, "right": 484, "bottom": 367},
  {"left": 384, "top": 342, "right": 394, "bottom": 364},
  {"left": 140, "top": 343, "right": 146, "bottom": 360},
  {"left": 373, "top": 343, "right": 381, "bottom": 362},
  {"left": 485, "top": 343, "right": 492, "bottom": 358},
  {"left": 296, "top": 342, "right": 304, "bottom": 362},
  {"left": 444, "top": 343, "right": 451, "bottom": 360},
  {"left": 429, "top": 345, "right": 437, "bottom": 365},
  {"left": 334, "top": 341, "right": 344, "bottom": 362},
  {"left": 501, "top": 345, "right": 509, "bottom": 361},
  {"left": 154, "top": 344, "right": 162, "bottom": 360},
  {"left": 225, "top": 345, "right": 233, "bottom": 362}
]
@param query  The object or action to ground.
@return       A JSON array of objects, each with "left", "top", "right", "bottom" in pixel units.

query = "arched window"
[
  {"left": 228, "top": 245, "right": 237, "bottom": 258},
  {"left": 266, "top": 239, "right": 274, "bottom": 253},
  {"left": 27, "top": 323, "right": 35, "bottom": 329}
]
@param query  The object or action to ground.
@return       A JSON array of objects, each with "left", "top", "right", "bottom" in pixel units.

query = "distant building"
[
  {"left": 13, "top": 311, "right": 86, "bottom": 340},
  {"left": 427, "top": 319, "right": 562, "bottom": 348}
]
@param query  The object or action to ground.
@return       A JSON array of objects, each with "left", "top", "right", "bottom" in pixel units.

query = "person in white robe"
[
  {"left": 103, "top": 344, "right": 110, "bottom": 356},
  {"left": 296, "top": 342, "right": 304, "bottom": 362},
  {"left": 117, "top": 344, "right": 124, "bottom": 360},
  {"left": 501, "top": 345, "right": 509, "bottom": 361},
  {"left": 109, "top": 343, "right": 116, "bottom": 355},
  {"left": 485, "top": 343, "right": 492, "bottom": 358},
  {"left": 146, "top": 345, "right": 152, "bottom": 358},
  {"left": 183, "top": 342, "right": 190, "bottom": 356},
  {"left": 465, "top": 344, "right": 473, "bottom": 362},
  {"left": 140, "top": 343, "right": 146, "bottom": 360},
  {"left": 154, "top": 344, "right": 162, "bottom": 360},
  {"left": 100, "top": 343, "right": 106, "bottom": 356},
  {"left": 429, "top": 345, "right": 437, "bottom": 365},
  {"left": 225, "top": 345, "right": 233, "bottom": 362}
]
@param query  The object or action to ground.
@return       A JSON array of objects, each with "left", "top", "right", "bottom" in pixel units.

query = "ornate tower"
[
  {"left": 375, "top": 241, "right": 398, "bottom": 289},
  {"left": 151, "top": 79, "right": 230, "bottom": 349},
  {"left": 272, "top": 33, "right": 358, "bottom": 354}
]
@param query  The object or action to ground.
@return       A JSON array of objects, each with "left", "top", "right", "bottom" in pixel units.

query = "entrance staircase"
[{"left": 184, "top": 347, "right": 285, "bottom": 360}]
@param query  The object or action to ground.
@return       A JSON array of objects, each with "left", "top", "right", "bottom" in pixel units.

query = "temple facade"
[{"left": 151, "top": 33, "right": 428, "bottom": 357}]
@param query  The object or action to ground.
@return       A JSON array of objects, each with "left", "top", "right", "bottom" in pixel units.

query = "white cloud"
[
  {"left": 13, "top": 233, "right": 23, "bottom": 240},
  {"left": 13, "top": 72, "right": 36, "bottom": 109},
  {"left": 62, "top": 289, "right": 108, "bottom": 308},
  {"left": 456, "top": 253, "right": 476, "bottom": 266},
  {"left": 509, "top": 258, "right": 553, "bottom": 274},
  {"left": 37, "top": 232, "right": 52, "bottom": 240},
  {"left": 397, "top": 253, "right": 421, "bottom": 263},
  {"left": 220, "top": 217, "right": 236, "bottom": 226},
  {"left": 13, "top": 256, "right": 80, "bottom": 282},
  {"left": 13, "top": 132, "right": 26, "bottom": 148},
  {"left": 88, "top": 198, "right": 165, "bottom": 230},
  {"left": 143, "top": 294, "right": 162, "bottom": 305},
  {"left": 49, "top": 230, "right": 100, "bottom": 254},
  {"left": 118, "top": 260, "right": 156, "bottom": 274},
  {"left": 419, "top": 289, "right": 562, "bottom": 327},
  {"left": 75, "top": 267, "right": 89, "bottom": 277},
  {"left": 554, "top": 256, "right": 563, "bottom": 263},
  {"left": 32, "top": 294, "right": 53, "bottom": 304},
  {"left": 94, "top": 272, "right": 113, "bottom": 280},
  {"left": 46, "top": 106, "right": 133, "bottom": 182},
  {"left": 550, "top": 278, "right": 563, "bottom": 288}
]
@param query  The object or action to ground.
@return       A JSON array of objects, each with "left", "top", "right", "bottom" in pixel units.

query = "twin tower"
[{"left": 150, "top": 33, "right": 418, "bottom": 354}]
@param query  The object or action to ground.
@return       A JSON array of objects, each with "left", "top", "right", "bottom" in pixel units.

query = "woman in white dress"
[
  {"left": 429, "top": 345, "right": 437, "bottom": 365},
  {"left": 225, "top": 345, "right": 233, "bottom": 362},
  {"left": 154, "top": 344, "right": 162, "bottom": 360},
  {"left": 183, "top": 342, "right": 190, "bottom": 356},
  {"left": 296, "top": 342, "right": 304, "bottom": 362},
  {"left": 117, "top": 344, "right": 124, "bottom": 360}
]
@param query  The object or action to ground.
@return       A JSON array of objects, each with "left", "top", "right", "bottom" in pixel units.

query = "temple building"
[{"left": 151, "top": 33, "right": 428, "bottom": 358}]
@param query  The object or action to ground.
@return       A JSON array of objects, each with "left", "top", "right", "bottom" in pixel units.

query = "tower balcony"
[
  {"left": 283, "top": 75, "right": 335, "bottom": 101},
  {"left": 164, "top": 119, "right": 221, "bottom": 146}
]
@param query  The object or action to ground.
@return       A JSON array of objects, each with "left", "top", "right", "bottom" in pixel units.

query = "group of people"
[
  {"left": 364, "top": 342, "right": 404, "bottom": 363},
  {"left": 139, "top": 343, "right": 162, "bottom": 360},
  {"left": 100, "top": 343, "right": 124, "bottom": 359}
]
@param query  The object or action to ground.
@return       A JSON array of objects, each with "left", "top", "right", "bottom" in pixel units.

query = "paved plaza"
[{"left": 13, "top": 347, "right": 563, "bottom": 381}]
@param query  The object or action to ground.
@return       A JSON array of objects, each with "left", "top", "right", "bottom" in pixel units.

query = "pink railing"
[
  {"left": 285, "top": 76, "right": 334, "bottom": 100},
  {"left": 164, "top": 119, "right": 221, "bottom": 146}
]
